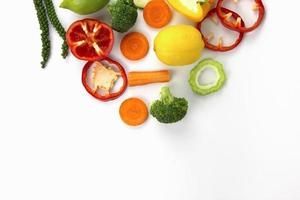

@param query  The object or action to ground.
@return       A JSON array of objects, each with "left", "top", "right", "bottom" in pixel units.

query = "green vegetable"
[
  {"left": 123, "top": 0, "right": 135, "bottom": 6},
  {"left": 60, "top": 0, "right": 109, "bottom": 15},
  {"left": 133, "top": 0, "right": 151, "bottom": 8},
  {"left": 150, "top": 87, "right": 188, "bottom": 124},
  {"left": 33, "top": 0, "right": 51, "bottom": 68},
  {"left": 108, "top": 0, "right": 138, "bottom": 33},
  {"left": 189, "top": 58, "right": 226, "bottom": 96},
  {"left": 44, "top": 0, "right": 68, "bottom": 58},
  {"left": 34, "top": 0, "right": 69, "bottom": 68}
]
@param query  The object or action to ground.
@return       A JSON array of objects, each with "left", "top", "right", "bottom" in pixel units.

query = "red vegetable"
[
  {"left": 82, "top": 57, "right": 128, "bottom": 102},
  {"left": 66, "top": 19, "right": 114, "bottom": 61},
  {"left": 216, "top": 0, "right": 265, "bottom": 33},
  {"left": 197, "top": 8, "right": 245, "bottom": 52}
]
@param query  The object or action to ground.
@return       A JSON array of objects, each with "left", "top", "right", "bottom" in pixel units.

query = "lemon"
[
  {"left": 60, "top": 0, "right": 109, "bottom": 15},
  {"left": 154, "top": 25, "right": 205, "bottom": 66},
  {"left": 167, "top": 0, "right": 211, "bottom": 22}
]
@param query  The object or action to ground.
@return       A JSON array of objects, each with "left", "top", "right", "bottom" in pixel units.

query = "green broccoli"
[
  {"left": 108, "top": 0, "right": 138, "bottom": 33},
  {"left": 150, "top": 87, "right": 188, "bottom": 124}
]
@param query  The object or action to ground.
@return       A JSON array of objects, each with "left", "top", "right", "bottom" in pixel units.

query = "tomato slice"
[{"left": 66, "top": 19, "right": 114, "bottom": 61}]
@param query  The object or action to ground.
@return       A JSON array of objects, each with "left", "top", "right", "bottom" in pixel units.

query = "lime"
[{"left": 60, "top": 0, "right": 109, "bottom": 15}]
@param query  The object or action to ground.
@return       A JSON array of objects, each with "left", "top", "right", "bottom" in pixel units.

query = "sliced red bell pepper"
[
  {"left": 196, "top": 7, "right": 245, "bottom": 52},
  {"left": 82, "top": 57, "right": 128, "bottom": 102},
  {"left": 216, "top": 0, "right": 265, "bottom": 33},
  {"left": 66, "top": 19, "right": 114, "bottom": 61}
]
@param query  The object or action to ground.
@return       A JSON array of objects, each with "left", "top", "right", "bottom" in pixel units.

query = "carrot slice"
[
  {"left": 128, "top": 70, "right": 171, "bottom": 87},
  {"left": 120, "top": 32, "right": 149, "bottom": 60},
  {"left": 119, "top": 98, "right": 148, "bottom": 126},
  {"left": 143, "top": 0, "right": 172, "bottom": 28}
]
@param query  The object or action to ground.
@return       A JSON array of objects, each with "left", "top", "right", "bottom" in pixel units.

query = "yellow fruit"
[
  {"left": 167, "top": 0, "right": 211, "bottom": 22},
  {"left": 154, "top": 25, "right": 205, "bottom": 66}
]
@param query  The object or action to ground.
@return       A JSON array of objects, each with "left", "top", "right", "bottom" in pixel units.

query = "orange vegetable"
[
  {"left": 119, "top": 98, "right": 148, "bottom": 126},
  {"left": 120, "top": 32, "right": 149, "bottom": 60},
  {"left": 128, "top": 70, "right": 171, "bottom": 87},
  {"left": 143, "top": 0, "right": 172, "bottom": 28}
]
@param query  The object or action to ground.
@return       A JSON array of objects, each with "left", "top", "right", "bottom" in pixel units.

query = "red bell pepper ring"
[
  {"left": 82, "top": 57, "right": 128, "bottom": 102},
  {"left": 216, "top": 0, "right": 265, "bottom": 33},
  {"left": 197, "top": 7, "right": 245, "bottom": 52}
]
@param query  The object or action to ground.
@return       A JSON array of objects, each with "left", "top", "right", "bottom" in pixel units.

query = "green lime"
[{"left": 60, "top": 0, "right": 109, "bottom": 15}]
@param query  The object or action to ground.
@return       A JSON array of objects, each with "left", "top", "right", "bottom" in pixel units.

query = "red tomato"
[{"left": 66, "top": 19, "right": 114, "bottom": 61}]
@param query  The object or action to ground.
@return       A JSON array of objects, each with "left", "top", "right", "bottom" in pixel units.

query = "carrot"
[
  {"left": 128, "top": 70, "right": 171, "bottom": 87},
  {"left": 120, "top": 32, "right": 149, "bottom": 60},
  {"left": 143, "top": 0, "right": 172, "bottom": 28},
  {"left": 119, "top": 98, "right": 148, "bottom": 126}
]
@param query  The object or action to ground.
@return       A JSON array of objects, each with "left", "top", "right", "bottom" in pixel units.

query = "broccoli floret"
[
  {"left": 150, "top": 87, "right": 188, "bottom": 124},
  {"left": 108, "top": 0, "right": 138, "bottom": 33},
  {"left": 123, "top": 0, "right": 136, "bottom": 7}
]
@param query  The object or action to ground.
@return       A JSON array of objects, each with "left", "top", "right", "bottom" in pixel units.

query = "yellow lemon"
[{"left": 154, "top": 25, "right": 205, "bottom": 66}]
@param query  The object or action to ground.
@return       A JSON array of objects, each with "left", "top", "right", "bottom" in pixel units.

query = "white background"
[{"left": 1, "top": 0, "right": 300, "bottom": 199}]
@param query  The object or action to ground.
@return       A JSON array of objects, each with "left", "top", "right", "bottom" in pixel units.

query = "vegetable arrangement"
[{"left": 33, "top": 0, "right": 265, "bottom": 126}]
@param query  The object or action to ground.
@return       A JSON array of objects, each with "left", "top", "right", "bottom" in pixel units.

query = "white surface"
[{"left": 1, "top": 0, "right": 300, "bottom": 199}]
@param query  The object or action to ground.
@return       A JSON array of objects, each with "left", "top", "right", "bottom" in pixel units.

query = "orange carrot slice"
[
  {"left": 120, "top": 32, "right": 149, "bottom": 60},
  {"left": 119, "top": 98, "right": 148, "bottom": 126},
  {"left": 128, "top": 70, "right": 171, "bottom": 87},
  {"left": 143, "top": 0, "right": 172, "bottom": 28}
]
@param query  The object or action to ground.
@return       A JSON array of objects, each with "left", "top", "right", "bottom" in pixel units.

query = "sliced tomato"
[{"left": 66, "top": 19, "right": 114, "bottom": 61}]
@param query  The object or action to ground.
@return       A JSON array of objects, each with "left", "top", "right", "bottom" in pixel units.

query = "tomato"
[{"left": 66, "top": 18, "right": 114, "bottom": 61}]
